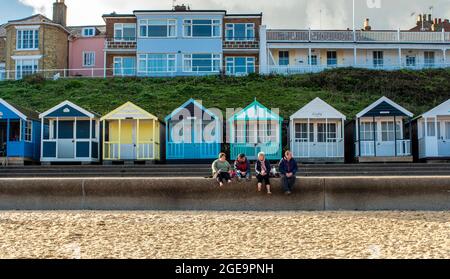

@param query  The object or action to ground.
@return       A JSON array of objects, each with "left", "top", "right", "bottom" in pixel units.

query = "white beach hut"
[
  {"left": 290, "top": 97, "right": 346, "bottom": 162},
  {"left": 416, "top": 99, "right": 450, "bottom": 160}
]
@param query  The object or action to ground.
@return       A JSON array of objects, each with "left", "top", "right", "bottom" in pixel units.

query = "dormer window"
[{"left": 82, "top": 27, "right": 96, "bottom": 37}]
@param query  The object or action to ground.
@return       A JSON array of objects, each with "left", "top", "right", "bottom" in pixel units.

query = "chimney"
[
  {"left": 364, "top": 18, "right": 372, "bottom": 31},
  {"left": 53, "top": 0, "right": 67, "bottom": 26},
  {"left": 173, "top": 4, "right": 188, "bottom": 11}
]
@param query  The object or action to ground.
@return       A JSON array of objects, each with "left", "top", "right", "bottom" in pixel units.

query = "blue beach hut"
[
  {"left": 229, "top": 99, "right": 283, "bottom": 161},
  {"left": 165, "top": 99, "right": 221, "bottom": 161},
  {"left": 39, "top": 100, "right": 100, "bottom": 164},
  {"left": 0, "top": 98, "right": 41, "bottom": 165}
]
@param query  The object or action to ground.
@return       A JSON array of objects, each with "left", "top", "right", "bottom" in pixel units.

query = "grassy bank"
[{"left": 0, "top": 68, "right": 449, "bottom": 119}]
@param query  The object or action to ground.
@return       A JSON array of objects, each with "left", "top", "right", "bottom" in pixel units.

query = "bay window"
[
  {"left": 138, "top": 54, "right": 176, "bottom": 74},
  {"left": 15, "top": 59, "right": 39, "bottom": 80},
  {"left": 139, "top": 19, "right": 177, "bottom": 38},
  {"left": 114, "top": 23, "right": 136, "bottom": 41},
  {"left": 183, "top": 54, "right": 221, "bottom": 73},
  {"left": 183, "top": 19, "right": 221, "bottom": 38},
  {"left": 226, "top": 57, "right": 255, "bottom": 75},
  {"left": 225, "top": 23, "right": 255, "bottom": 41},
  {"left": 17, "top": 29, "right": 39, "bottom": 50}
]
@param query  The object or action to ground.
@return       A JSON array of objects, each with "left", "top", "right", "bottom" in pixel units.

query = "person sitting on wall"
[
  {"left": 255, "top": 152, "right": 272, "bottom": 195},
  {"left": 278, "top": 150, "right": 298, "bottom": 195},
  {"left": 234, "top": 153, "right": 251, "bottom": 182},
  {"left": 212, "top": 152, "right": 233, "bottom": 187}
]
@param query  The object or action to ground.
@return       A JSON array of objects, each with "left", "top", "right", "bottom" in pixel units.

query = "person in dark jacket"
[
  {"left": 255, "top": 152, "right": 272, "bottom": 195},
  {"left": 234, "top": 154, "right": 251, "bottom": 181},
  {"left": 278, "top": 150, "right": 298, "bottom": 195}
]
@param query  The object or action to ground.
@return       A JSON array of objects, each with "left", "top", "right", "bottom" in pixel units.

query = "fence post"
[
  {"left": 91, "top": 67, "right": 94, "bottom": 77},
  {"left": 443, "top": 28, "right": 445, "bottom": 42}
]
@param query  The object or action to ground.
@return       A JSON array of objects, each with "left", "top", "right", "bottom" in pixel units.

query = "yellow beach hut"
[{"left": 101, "top": 102, "right": 162, "bottom": 163}]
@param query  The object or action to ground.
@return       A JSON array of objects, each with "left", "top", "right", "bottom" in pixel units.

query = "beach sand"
[{"left": 0, "top": 211, "right": 448, "bottom": 259}]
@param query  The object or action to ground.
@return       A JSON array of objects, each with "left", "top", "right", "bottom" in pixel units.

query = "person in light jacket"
[
  {"left": 278, "top": 150, "right": 298, "bottom": 195},
  {"left": 255, "top": 152, "right": 272, "bottom": 195},
  {"left": 234, "top": 153, "right": 251, "bottom": 182},
  {"left": 212, "top": 153, "right": 232, "bottom": 187}
]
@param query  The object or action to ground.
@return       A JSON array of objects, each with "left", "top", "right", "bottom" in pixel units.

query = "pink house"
[{"left": 69, "top": 26, "right": 105, "bottom": 77}]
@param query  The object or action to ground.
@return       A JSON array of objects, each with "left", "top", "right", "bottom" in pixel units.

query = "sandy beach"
[{"left": 0, "top": 211, "right": 448, "bottom": 259}]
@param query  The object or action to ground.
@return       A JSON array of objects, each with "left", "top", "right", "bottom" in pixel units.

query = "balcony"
[
  {"left": 223, "top": 37, "right": 259, "bottom": 50},
  {"left": 267, "top": 30, "right": 450, "bottom": 43},
  {"left": 105, "top": 37, "right": 137, "bottom": 50}
]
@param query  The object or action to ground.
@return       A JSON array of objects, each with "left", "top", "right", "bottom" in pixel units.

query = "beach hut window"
[
  {"left": 24, "top": 120, "right": 32, "bottom": 142},
  {"left": 427, "top": 119, "right": 436, "bottom": 137},
  {"left": 76, "top": 121, "right": 91, "bottom": 139},
  {"left": 318, "top": 123, "right": 337, "bottom": 143},
  {"left": 360, "top": 122, "right": 375, "bottom": 141},
  {"left": 445, "top": 122, "right": 450, "bottom": 139},
  {"left": 295, "top": 123, "right": 314, "bottom": 142},
  {"left": 234, "top": 122, "right": 245, "bottom": 143},
  {"left": 9, "top": 121, "right": 20, "bottom": 142}
]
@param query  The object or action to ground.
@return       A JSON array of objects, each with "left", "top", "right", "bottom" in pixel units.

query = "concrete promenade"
[{"left": 0, "top": 176, "right": 449, "bottom": 211}]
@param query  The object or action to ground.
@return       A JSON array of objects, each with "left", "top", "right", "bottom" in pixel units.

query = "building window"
[
  {"left": 24, "top": 120, "right": 32, "bottom": 142},
  {"left": 327, "top": 51, "right": 337, "bottom": 66},
  {"left": 83, "top": 52, "right": 96, "bottom": 67},
  {"left": 0, "top": 63, "right": 5, "bottom": 81},
  {"left": 82, "top": 27, "right": 95, "bottom": 37},
  {"left": 308, "top": 55, "right": 318, "bottom": 65},
  {"left": 373, "top": 51, "right": 384, "bottom": 67},
  {"left": 113, "top": 57, "right": 136, "bottom": 76},
  {"left": 279, "top": 51, "right": 289, "bottom": 66},
  {"left": 406, "top": 56, "right": 416, "bottom": 67},
  {"left": 183, "top": 19, "right": 221, "bottom": 38},
  {"left": 225, "top": 23, "right": 255, "bottom": 41},
  {"left": 15, "top": 59, "right": 39, "bottom": 80},
  {"left": 424, "top": 51, "right": 435, "bottom": 67},
  {"left": 16, "top": 29, "right": 39, "bottom": 50},
  {"left": 183, "top": 54, "right": 221, "bottom": 73},
  {"left": 295, "top": 123, "right": 314, "bottom": 142},
  {"left": 114, "top": 23, "right": 136, "bottom": 41},
  {"left": 226, "top": 57, "right": 255, "bottom": 75},
  {"left": 138, "top": 54, "right": 176, "bottom": 74},
  {"left": 139, "top": 19, "right": 176, "bottom": 38}
]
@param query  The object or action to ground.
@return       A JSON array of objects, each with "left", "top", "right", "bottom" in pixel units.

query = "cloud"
[{"left": 16, "top": 0, "right": 450, "bottom": 29}]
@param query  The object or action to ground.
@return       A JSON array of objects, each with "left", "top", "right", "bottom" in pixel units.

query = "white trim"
[
  {"left": 39, "top": 100, "right": 96, "bottom": 119},
  {"left": 138, "top": 18, "right": 177, "bottom": 39},
  {"left": 0, "top": 99, "right": 28, "bottom": 120},
  {"left": 182, "top": 18, "right": 222, "bottom": 38},
  {"left": 14, "top": 25, "right": 40, "bottom": 30},
  {"left": 290, "top": 97, "right": 347, "bottom": 120},
  {"left": 137, "top": 53, "right": 177, "bottom": 74},
  {"left": 24, "top": 120, "right": 33, "bottom": 142},
  {"left": 182, "top": 53, "right": 222, "bottom": 73},
  {"left": 134, "top": 11, "right": 226, "bottom": 16},
  {"left": 421, "top": 99, "right": 450, "bottom": 118},
  {"left": 16, "top": 28, "right": 39, "bottom": 50},
  {"left": 356, "top": 96, "right": 414, "bottom": 118},
  {"left": 225, "top": 22, "right": 255, "bottom": 42},
  {"left": 11, "top": 55, "right": 43, "bottom": 60},
  {"left": 114, "top": 23, "right": 137, "bottom": 42},
  {"left": 82, "top": 27, "right": 96, "bottom": 37}
]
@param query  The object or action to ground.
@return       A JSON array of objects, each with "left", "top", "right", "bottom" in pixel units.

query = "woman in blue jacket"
[{"left": 255, "top": 152, "right": 272, "bottom": 195}]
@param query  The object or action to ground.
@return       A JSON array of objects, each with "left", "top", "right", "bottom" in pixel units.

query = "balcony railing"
[
  {"left": 267, "top": 30, "right": 450, "bottom": 43},
  {"left": 105, "top": 37, "right": 137, "bottom": 50}
]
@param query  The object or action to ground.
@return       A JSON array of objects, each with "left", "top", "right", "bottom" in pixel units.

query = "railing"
[
  {"left": 268, "top": 63, "right": 450, "bottom": 75},
  {"left": 292, "top": 140, "right": 344, "bottom": 158},
  {"left": 355, "top": 140, "right": 411, "bottom": 157},
  {"left": 104, "top": 141, "right": 156, "bottom": 160},
  {"left": 267, "top": 30, "right": 450, "bottom": 43},
  {"left": 105, "top": 37, "right": 137, "bottom": 49}
]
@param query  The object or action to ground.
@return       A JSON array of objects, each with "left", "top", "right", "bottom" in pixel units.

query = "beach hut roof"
[
  {"left": 0, "top": 98, "right": 39, "bottom": 121},
  {"left": 419, "top": 99, "right": 450, "bottom": 118},
  {"left": 39, "top": 100, "right": 99, "bottom": 119},
  {"left": 356, "top": 96, "right": 413, "bottom": 119},
  {"left": 229, "top": 99, "right": 283, "bottom": 122},
  {"left": 290, "top": 97, "right": 346, "bottom": 121},
  {"left": 101, "top": 102, "right": 158, "bottom": 121},
  {"left": 164, "top": 98, "right": 218, "bottom": 122}
]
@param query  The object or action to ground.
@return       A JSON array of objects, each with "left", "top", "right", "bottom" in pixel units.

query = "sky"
[{"left": 0, "top": 0, "right": 449, "bottom": 30}]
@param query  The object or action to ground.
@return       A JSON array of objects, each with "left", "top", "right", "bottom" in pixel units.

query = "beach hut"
[
  {"left": 0, "top": 99, "right": 41, "bottom": 165},
  {"left": 290, "top": 97, "right": 346, "bottom": 163},
  {"left": 353, "top": 96, "right": 414, "bottom": 162},
  {"left": 229, "top": 99, "right": 283, "bottom": 161},
  {"left": 415, "top": 99, "right": 450, "bottom": 160},
  {"left": 101, "top": 102, "right": 162, "bottom": 163},
  {"left": 165, "top": 99, "right": 221, "bottom": 161},
  {"left": 39, "top": 101, "right": 100, "bottom": 164}
]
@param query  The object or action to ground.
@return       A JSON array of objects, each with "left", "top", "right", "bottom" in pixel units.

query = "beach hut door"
[
  {"left": 439, "top": 122, "right": 450, "bottom": 156},
  {"left": 58, "top": 120, "right": 75, "bottom": 159}
]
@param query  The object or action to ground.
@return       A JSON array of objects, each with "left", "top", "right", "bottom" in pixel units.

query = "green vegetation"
[{"left": 0, "top": 68, "right": 449, "bottom": 119}]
